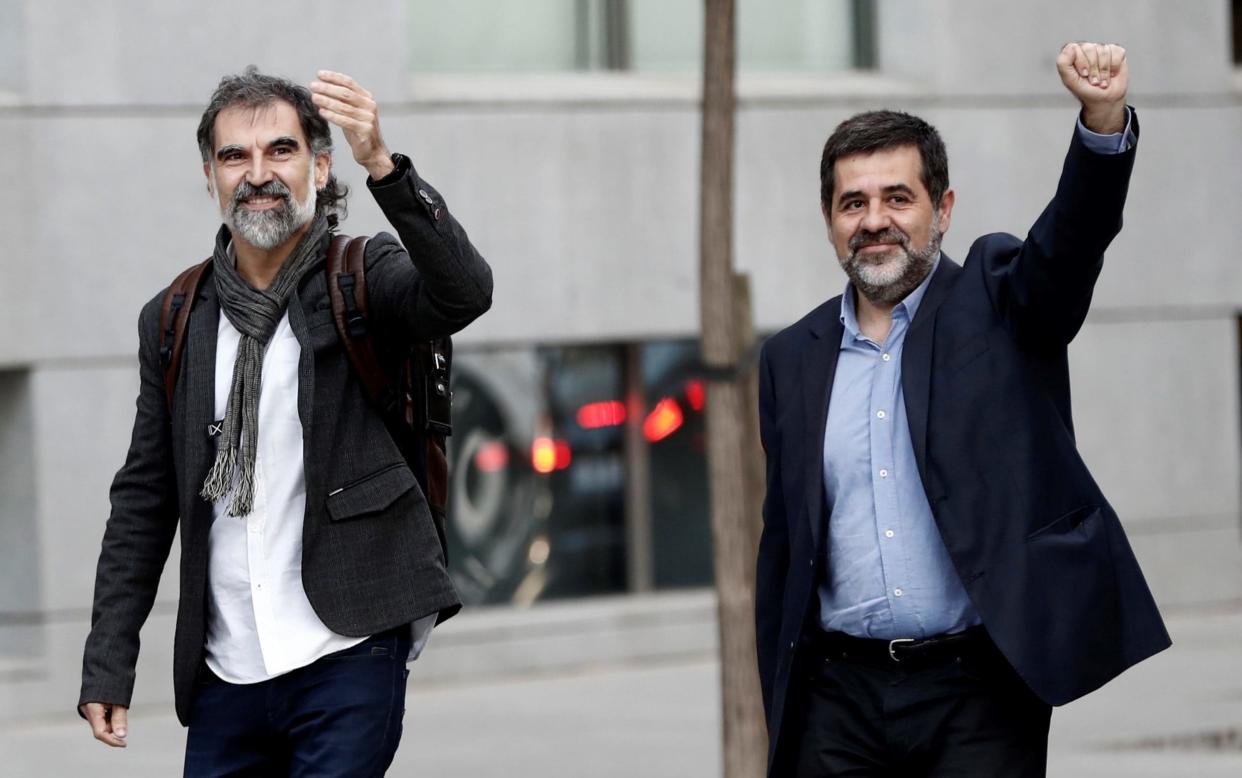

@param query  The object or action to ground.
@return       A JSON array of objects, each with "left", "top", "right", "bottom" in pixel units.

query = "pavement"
[{"left": 3, "top": 605, "right": 1239, "bottom": 777}]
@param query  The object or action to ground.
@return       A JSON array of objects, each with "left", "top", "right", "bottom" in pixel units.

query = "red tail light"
[
  {"left": 474, "top": 441, "right": 509, "bottom": 473},
  {"left": 576, "top": 400, "right": 627, "bottom": 429},
  {"left": 643, "top": 398, "right": 684, "bottom": 442},
  {"left": 685, "top": 380, "right": 706, "bottom": 412},
  {"left": 531, "top": 437, "right": 572, "bottom": 473}
]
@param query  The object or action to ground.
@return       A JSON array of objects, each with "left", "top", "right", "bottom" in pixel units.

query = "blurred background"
[{"left": 1, "top": 1, "right": 1240, "bottom": 775}]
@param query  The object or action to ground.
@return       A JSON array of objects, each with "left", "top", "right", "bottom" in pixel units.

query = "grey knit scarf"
[{"left": 201, "top": 214, "right": 330, "bottom": 516}]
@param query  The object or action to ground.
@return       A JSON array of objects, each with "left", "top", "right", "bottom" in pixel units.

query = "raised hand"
[
  {"left": 309, "top": 70, "right": 395, "bottom": 180},
  {"left": 1056, "top": 42, "right": 1128, "bottom": 135}
]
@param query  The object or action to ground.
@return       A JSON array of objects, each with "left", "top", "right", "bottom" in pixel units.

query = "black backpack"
[{"left": 157, "top": 234, "right": 452, "bottom": 561}]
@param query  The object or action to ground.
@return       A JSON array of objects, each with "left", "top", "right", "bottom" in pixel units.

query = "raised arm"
[
  {"left": 983, "top": 42, "right": 1135, "bottom": 348},
  {"left": 310, "top": 71, "right": 493, "bottom": 340}
]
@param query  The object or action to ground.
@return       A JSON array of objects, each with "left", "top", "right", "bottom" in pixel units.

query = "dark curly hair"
[
  {"left": 197, "top": 66, "right": 349, "bottom": 227},
  {"left": 820, "top": 110, "right": 949, "bottom": 216}
]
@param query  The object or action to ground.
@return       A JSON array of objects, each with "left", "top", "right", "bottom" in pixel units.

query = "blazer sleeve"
[
  {"left": 78, "top": 295, "right": 180, "bottom": 713},
  {"left": 361, "top": 153, "right": 494, "bottom": 342},
  {"left": 980, "top": 108, "right": 1138, "bottom": 348},
  {"left": 754, "top": 340, "right": 789, "bottom": 720}
]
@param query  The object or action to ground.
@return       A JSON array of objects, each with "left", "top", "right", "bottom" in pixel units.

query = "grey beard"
[
  {"left": 222, "top": 178, "right": 317, "bottom": 251},
  {"left": 839, "top": 226, "right": 942, "bottom": 306}
]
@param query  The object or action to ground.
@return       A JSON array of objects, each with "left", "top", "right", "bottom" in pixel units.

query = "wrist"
[
  {"left": 364, "top": 152, "right": 396, "bottom": 181},
  {"left": 1080, "top": 102, "right": 1127, "bottom": 135}
]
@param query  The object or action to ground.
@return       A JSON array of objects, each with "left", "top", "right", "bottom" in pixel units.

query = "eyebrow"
[
  {"left": 837, "top": 183, "right": 918, "bottom": 207},
  {"left": 215, "top": 144, "right": 245, "bottom": 162},
  {"left": 214, "top": 136, "right": 301, "bottom": 161}
]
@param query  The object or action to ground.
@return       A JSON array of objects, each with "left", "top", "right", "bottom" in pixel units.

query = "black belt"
[{"left": 808, "top": 626, "right": 991, "bottom": 668}]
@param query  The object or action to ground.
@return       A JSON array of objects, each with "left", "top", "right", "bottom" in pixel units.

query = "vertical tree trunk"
[{"left": 700, "top": 1, "right": 768, "bottom": 775}]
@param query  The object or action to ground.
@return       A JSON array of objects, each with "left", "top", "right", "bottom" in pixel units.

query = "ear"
[
  {"left": 203, "top": 161, "right": 215, "bottom": 197},
  {"left": 936, "top": 188, "right": 955, "bottom": 235},
  {"left": 314, "top": 152, "right": 331, "bottom": 190}
]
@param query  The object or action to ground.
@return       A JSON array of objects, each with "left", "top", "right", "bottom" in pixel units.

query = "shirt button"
[
  {"left": 809, "top": 558, "right": 815, "bottom": 567},
  {"left": 885, "top": 530, "right": 895, "bottom": 538},
  {"left": 876, "top": 410, "right": 886, "bottom": 419},
  {"left": 879, "top": 469, "right": 888, "bottom": 478},
  {"left": 882, "top": 353, "right": 892, "bottom": 362},
  {"left": 894, "top": 588, "right": 904, "bottom": 597}
]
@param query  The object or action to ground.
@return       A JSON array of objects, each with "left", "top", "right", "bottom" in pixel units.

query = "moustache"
[
  {"left": 849, "top": 227, "right": 910, "bottom": 254},
  {"left": 231, "top": 179, "right": 291, "bottom": 208}
]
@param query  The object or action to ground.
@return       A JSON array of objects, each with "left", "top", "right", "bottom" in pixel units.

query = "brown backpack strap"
[
  {"left": 327, "top": 237, "right": 452, "bottom": 551},
  {"left": 327, "top": 234, "right": 403, "bottom": 415},
  {"left": 159, "top": 259, "right": 211, "bottom": 410}
]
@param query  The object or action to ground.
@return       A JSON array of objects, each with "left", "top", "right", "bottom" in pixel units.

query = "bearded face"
[
  {"left": 825, "top": 145, "right": 954, "bottom": 307},
  {"left": 838, "top": 224, "right": 942, "bottom": 305},
  {"left": 206, "top": 100, "right": 326, "bottom": 252},
  {"left": 220, "top": 166, "right": 317, "bottom": 251}
]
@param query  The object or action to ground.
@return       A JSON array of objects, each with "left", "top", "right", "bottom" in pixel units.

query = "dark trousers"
[
  {"left": 184, "top": 627, "right": 412, "bottom": 778},
  {"left": 781, "top": 632, "right": 1051, "bottom": 777}
]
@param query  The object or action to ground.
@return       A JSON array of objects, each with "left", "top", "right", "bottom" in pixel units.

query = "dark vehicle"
[{"left": 444, "top": 341, "right": 712, "bottom": 605}]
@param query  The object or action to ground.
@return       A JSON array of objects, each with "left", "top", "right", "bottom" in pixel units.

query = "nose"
[
  {"left": 860, "top": 200, "right": 890, "bottom": 233},
  {"left": 246, "top": 152, "right": 273, "bottom": 188}
]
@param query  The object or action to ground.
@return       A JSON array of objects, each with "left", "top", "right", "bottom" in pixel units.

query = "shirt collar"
[{"left": 840, "top": 253, "right": 942, "bottom": 338}]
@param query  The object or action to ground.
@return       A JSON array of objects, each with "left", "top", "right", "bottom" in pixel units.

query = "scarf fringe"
[{"left": 200, "top": 446, "right": 237, "bottom": 504}]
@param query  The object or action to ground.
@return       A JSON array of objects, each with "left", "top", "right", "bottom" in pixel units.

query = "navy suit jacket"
[{"left": 755, "top": 117, "right": 1170, "bottom": 770}]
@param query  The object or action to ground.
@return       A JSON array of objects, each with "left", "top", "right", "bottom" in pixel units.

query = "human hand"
[
  {"left": 81, "top": 701, "right": 128, "bottom": 747},
  {"left": 310, "top": 70, "right": 395, "bottom": 180},
  {"left": 1056, "top": 42, "right": 1128, "bottom": 134}
]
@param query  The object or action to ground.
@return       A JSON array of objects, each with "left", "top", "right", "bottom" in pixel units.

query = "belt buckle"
[{"left": 888, "top": 638, "right": 916, "bottom": 662}]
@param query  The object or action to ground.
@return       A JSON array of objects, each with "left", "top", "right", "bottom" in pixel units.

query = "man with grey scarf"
[{"left": 78, "top": 66, "right": 492, "bottom": 776}]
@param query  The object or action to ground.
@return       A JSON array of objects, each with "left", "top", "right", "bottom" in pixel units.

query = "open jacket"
[
  {"left": 755, "top": 116, "right": 1170, "bottom": 773},
  {"left": 80, "top": 154, "right": 493, "bottom": 724}
]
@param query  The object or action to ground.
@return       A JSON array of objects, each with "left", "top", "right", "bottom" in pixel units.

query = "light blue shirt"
[
  {"left": 818, "top": 255, "right": 981, "bottom": 640},
  {"left": 818, "top": 115, "right": 1133, "bottom": 639}
]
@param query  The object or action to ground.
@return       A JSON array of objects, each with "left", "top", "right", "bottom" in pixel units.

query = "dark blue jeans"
[{"left": 184, "top": 627, "right": 411, "bottom": 778}]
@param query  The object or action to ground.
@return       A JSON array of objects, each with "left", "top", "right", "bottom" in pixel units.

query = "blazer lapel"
[
  {"left": 801, "top": 298, "right": 844, "bottom": 553},
  {"left": 180, "top": 277, "right": 220, "bottom": 528},
  {"left": 287, "top": 285, "right": 314, "bottom": 433},
  {"left": 901, "top": 256, "right": 962, "bottom": 481}
]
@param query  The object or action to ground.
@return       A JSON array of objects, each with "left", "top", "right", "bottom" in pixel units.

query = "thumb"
[{"left": 111, "top": 705, "right": 129, "bottom": 739}]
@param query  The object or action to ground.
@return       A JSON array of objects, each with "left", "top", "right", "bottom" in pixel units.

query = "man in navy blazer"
[{"left": 755, "top": 42, "right": 1170, "bottom": 776}]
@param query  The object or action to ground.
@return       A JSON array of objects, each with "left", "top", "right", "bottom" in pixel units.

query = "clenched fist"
[{"left": 1057, "top": 42, "right": 1128, "bottom": 135}]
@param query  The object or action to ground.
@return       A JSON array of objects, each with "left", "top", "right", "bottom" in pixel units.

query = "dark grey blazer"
[{"left": 79, "top": 155, "right": 493, "bottom": 725}]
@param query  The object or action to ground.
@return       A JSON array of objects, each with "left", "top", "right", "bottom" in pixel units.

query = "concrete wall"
[{"left": 0, "top": 0, "right": 1238, "bottom": 718}]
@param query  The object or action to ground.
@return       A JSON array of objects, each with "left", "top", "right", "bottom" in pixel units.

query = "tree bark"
[{"left": 700, "top": 0, "right": 768, "bottom": 774}]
